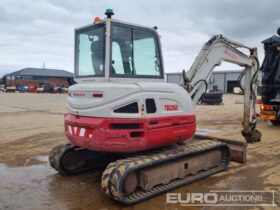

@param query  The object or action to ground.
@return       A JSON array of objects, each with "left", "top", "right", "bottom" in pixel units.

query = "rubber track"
[
  {"left": 49, "top": 143, "right": 77, "bottom": 175},
  {"left": 49, "top": 142, "right": 111, "bottom": 175},
  {"left": 101, "top": 140, "right": 230, "bottom": 205}
]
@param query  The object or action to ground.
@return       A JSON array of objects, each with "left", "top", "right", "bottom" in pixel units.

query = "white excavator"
[{"left": 49, "top": 9, "right": 261, "bottom": 205}]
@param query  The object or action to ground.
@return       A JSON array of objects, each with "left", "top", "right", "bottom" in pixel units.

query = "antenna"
[{"left": 42, "top": 62, "right": 46, "bottom": 69}]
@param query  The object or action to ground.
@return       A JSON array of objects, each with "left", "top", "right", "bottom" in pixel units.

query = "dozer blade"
[
  {"left": 101, "top": 140, "right": 230, "bottom": 205},
  {"left": 193, "top": 134, "right": 247, "bottom": 163}
]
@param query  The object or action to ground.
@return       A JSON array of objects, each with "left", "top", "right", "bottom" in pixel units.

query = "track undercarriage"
[
  {"left": 48, "top": 136, "right": 242, "bottom": 205},
  {"left": 101, "top": 140, "right": 230, "bottom": 204},
  {"left": 49, "top": 143, "right": 121, "bottom": 175}
]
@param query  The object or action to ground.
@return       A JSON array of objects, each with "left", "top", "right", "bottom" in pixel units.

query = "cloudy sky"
[{"left": 0, "top": 0, "right": 279, "bottom": 76}]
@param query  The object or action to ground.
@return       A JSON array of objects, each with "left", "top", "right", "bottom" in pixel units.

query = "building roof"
[
  {"left": 5, "top": 68, "right": 73, "bottom": 78},
  {"left": 166, "top": 69, "right": 243, "bottom": 75}
]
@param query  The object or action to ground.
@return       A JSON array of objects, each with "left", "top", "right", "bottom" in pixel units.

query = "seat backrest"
[{"left": 91, "top": 41, "right": 104, "bottom": 75}]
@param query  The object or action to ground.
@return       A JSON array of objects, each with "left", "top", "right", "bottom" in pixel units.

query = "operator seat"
[{"left": 91, "top": 41, "right": 104, "bottom": 75}]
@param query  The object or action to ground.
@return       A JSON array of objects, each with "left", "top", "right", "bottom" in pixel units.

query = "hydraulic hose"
[
  {"left": 250, "top": 57, "right": 260, "bottom": 100},
  {"left": 190, "top": 79, "right": 208, "bottom": 102},
  {"left": 238, "top": 69, "right": 246, "bottom": 94},
  {"left": 192, "top": 79, "right": 208, "bottom": 93}
]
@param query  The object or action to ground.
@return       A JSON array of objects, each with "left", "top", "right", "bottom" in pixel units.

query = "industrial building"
[
  {"left": 166, "top": 70, "right": 244, "bottom": 93},
  {"left": 4, "top": 68, "right": 74, "bottom": 87}
]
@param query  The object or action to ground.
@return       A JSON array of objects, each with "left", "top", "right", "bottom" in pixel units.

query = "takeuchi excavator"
[{"left": 49, "top": 9, "right": 261, "bottom": 205}]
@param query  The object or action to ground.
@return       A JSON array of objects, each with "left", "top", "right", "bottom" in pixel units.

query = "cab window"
[{"left": 111, "top": 24, "right": 162, "bottom": 78}]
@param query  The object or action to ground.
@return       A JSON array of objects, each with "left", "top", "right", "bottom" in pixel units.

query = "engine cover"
[{"left": 65, "top": 82, "right": 196, "bottom": 152}]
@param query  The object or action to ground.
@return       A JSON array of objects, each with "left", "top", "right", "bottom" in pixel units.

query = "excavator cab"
[{"left": 74, "top": 13, "right": 164, "bottom": 82}]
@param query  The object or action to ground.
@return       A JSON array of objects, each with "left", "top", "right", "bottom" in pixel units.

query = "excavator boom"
[{"left": 182, "top": 35, "right": 261, "bottom": 142}]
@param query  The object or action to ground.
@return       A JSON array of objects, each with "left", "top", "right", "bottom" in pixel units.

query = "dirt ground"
[{"left": 0, "top": 93, "right": 279, "bottom": 210}]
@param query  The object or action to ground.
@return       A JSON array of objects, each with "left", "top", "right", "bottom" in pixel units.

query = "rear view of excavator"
[
  {"left": 259, "top": 28, "right": 280, "bottom": 125},
  {"left": 49, "top": 9, "right": 261, "bottom": 205}
]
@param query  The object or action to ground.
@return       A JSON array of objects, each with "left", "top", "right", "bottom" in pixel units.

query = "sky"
[{"left": 0, "top": 0, "right": 279, "bottom": 77}]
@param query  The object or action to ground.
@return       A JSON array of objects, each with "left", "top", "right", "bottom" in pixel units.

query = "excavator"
[{"left": 49, "top": 9, "right": 261, "bottom": 205}]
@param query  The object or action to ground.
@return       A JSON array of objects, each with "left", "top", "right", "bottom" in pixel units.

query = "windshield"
[
  {"left": 75, "top": 25, "right": 105, "bottom": 77},
  {"left": 111, "top": 24, "right": 163, "bottom": 78}
]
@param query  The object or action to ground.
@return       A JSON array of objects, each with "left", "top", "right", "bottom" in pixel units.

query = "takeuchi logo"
[
  {"left": 73, "top": 92, "right": 85, "bottom": 96},
  {"left": 224, "top": 49, "right": 237, "bottom": 59}
]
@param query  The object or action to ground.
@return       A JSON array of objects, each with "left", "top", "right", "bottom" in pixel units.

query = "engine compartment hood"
[{"left": 68, "top": 82, "right": 141, "bottom": 110}]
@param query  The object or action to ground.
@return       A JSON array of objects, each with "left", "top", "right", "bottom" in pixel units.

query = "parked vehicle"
[
  {"left": 43, "top": 84, "right": 54, "bottom": 93},
  {"left": 27, "top": 85, "right": 37, "bottom": 93},
  {"left": 16, "top": 85, "right": 26, "bottom": 93},
  {"left": 258, "top": 28, "right": 280, "bottom": 125},
  {"left": 37, "top": 86, "right": 44, "bottom": 93},
  {"left": 0, "top": 84, "right": 6, "bottom": 92},
  {"left": 6, "top": 86, "right": 16, "bottom": 93},
  {"left": 53, "top": 86, "right": 62, "bottom": 94},
  {"left": 62, "top": 87, "right": 69, "bottom": 93},
  {"left": 23, "top": 86, "right": 28, "bottom": 92}
]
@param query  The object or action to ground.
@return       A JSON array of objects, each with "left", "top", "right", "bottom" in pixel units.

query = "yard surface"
[{"left": 0, "top": 93, "right": 279, "bottom": 210}]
